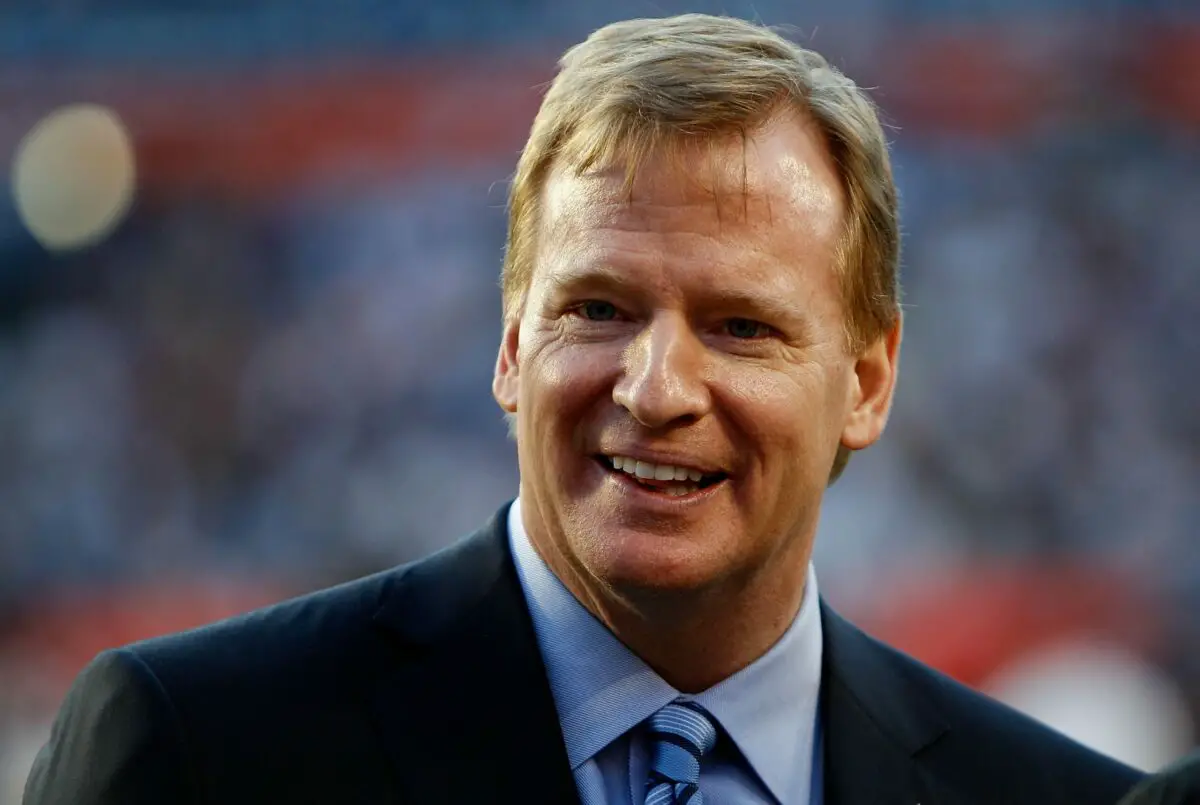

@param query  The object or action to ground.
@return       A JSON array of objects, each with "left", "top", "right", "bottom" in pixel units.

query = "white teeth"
[
  {"left": 666, "top": 484, "right": 698, "bottom": 496},
  {"left": 605, "top": 455, "right": 715, "bottom": 487}
]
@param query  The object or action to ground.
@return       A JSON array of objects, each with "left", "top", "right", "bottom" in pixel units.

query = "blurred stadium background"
[{"left": 2, "top": 0, "right": 1199, "bottom": 798}]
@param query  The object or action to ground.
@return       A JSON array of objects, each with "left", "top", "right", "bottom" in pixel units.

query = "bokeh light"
[
  {"left": 984, "top": 641, "right": 1196, "bottom": 771},
  {"left": 11, "top": 103, "right": 137, "bottom": 252}
]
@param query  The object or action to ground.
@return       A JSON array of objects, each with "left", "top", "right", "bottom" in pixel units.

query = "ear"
[
  {"left": 841, "top": 315, "right": 902, "bottom": 451},
  {"left": 492, "top": 318, "right": 521, "bottom": 414}
]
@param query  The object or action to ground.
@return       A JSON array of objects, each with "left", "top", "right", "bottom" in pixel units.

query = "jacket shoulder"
[
  {"left": 126, "top": 564, "right": 410, "bottom": 689},
  {"left": 25, "top": 570, "right": 410, "bottom": 805},
  {"left": 122, "top": 510, "right": 511, "bottom": 701}
]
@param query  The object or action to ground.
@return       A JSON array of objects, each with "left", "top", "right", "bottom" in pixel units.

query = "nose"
[{"left": 613, "top": 313, "right": 711, "bottom": 429}]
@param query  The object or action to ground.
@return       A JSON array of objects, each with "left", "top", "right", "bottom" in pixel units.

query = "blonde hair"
[{"left": 501, "top": 14, "right": 902, "bottom": 483}]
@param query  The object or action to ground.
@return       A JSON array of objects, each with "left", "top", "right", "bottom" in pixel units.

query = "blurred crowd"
[
  {"left": 0, "top": 178, "right": 519, "bottom": 599},
  {"left": 1, "top": 0, "right": 1198, "bottom": 797}
]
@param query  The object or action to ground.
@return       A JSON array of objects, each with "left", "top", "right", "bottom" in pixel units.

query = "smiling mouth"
[{"left": 594, "top": 455, "right": 728, "bottom": 497}]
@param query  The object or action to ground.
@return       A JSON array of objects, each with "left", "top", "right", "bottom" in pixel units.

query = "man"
[
  {"left": 25, "top": 14, "right": 1144, "bottom": 805},
  {"left": 1118, "top": 752, "right": 1200, "bottom": 805}
]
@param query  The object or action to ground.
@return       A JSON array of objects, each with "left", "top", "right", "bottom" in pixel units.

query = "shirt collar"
[{"left": 508, "top": 498, "right": 823, "bottom": 804}]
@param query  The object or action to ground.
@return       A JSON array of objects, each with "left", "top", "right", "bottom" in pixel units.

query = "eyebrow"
[
  {"left": 547, "top": 264, "right": 643, "bottom": 298},
  {"left": 704, "top": 287, "right": 811, "bottom": 326}
]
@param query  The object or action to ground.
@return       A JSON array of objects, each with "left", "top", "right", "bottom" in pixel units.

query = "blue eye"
[
  {"left": 578, "top": 301, "right": 618, "bottom": 321},
  {"left": 726, "top": 318, "right": 770, "bottom": 339}
]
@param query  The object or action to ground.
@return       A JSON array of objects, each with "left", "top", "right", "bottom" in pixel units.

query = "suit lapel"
[
  {"left": 820, "top": 603, "right": 951, "bottom": 805},
  {"left": 367, "top": 505, "right": 579, "bottom": 804}
]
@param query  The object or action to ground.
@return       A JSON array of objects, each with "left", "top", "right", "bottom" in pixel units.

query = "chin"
[{"left": 581, "top": 524, "right": 732, "bottom": 595}]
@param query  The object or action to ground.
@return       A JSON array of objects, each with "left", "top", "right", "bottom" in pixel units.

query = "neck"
[
  {"left": 599, "top": 576, "right": 809, "bottom": 692},
  {"left": 531, "top": 527, "right": 812, "bottom": 693}
]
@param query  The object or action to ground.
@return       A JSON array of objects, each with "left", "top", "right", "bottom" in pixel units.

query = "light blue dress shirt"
[{"left": 508, "top": 499, "right": 825, "bottom": 805}]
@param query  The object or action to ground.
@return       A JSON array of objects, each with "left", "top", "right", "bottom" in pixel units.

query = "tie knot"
[
  {"left": 649, "top": 700, "right": 718, "bottom": 756},
  {"left": 644, "top": 700, "right": 718, "bottom": 805}
]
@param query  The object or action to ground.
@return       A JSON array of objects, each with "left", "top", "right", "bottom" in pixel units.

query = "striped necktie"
[{"left": 644, "top": 699, "right": 719, "bottom": 805}]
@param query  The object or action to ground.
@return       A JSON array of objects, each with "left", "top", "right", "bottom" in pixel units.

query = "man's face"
[{"left": 494, "top": 115, "right": 900, "bottom": 601}]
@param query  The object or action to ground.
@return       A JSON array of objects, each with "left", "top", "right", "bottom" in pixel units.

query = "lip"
[{"left": 591, "top": 456, "right": 729, "bottom": 508}]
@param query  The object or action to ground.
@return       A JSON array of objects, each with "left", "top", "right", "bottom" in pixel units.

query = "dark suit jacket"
[
  {"left": 25, "top": 504, "right": 1144, "bottom": 804},
  {"left": 1118, "top": 752, "right": 1200, "bottom": 805}
]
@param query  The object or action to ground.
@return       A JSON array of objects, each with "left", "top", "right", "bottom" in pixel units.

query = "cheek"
[
  {"left": 521, "top": 341, "right": 619, "bottom": 429},
  {"left": 717, "top": 362, "right": 847, "bottom": 463}
]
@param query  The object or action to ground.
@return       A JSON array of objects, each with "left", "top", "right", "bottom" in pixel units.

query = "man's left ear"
[{"left": 840, "top": 316, "right": 902, "bottom": 451}]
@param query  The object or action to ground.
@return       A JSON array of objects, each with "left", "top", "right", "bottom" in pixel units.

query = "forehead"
[{"left": 536, "top": 115, "right": 846, "bottom": 291}]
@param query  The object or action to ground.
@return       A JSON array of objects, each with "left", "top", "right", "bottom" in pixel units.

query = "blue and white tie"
[{"left": 644, "top": 699, "right": 718, "bottom": 805}]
